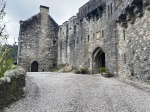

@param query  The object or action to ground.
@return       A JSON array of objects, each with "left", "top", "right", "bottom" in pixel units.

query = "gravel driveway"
[{"left": 3, "top": 72, "right": 150, "bottom": 112}]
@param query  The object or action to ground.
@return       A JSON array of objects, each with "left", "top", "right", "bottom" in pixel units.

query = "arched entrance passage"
[
  {"left": 92, "top": 47, "right": 105, "bottom": 73},
  {"left": 31, "top": 61, "right": 38, "bottom": 72}
]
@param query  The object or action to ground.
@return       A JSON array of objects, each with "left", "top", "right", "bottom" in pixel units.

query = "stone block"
[{"left": 4, "top": 70, "right": 15, "bottom": 79}]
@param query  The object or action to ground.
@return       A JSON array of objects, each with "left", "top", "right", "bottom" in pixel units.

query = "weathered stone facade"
[
  {"left": 18, "top": 6, "right": 59, "bottom": 72},
  {"left": 58, "top": 0, "right": 150, "bottom": 82},
  {"left": 116, "top": 0, "right": 150, "bottom": 82},
  {"left": 18, "top": 0, "right": 150, "bottom": 83}
]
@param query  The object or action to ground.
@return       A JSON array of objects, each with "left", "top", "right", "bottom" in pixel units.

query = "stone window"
[
  {"left": 81, "top": 36, "right": 82, "bottom": 42},
  {"left": 67, "top": 26, "right": 69, "bottom": 34},
  {"left": 102, "top": 30, "right": 104, "bottom": 38},
  {"left": 124, "top": 53, "right": 126, "bottom": 64},
  {"left": 108, "top": 6, "right": 110, "bottom": 18},
  {"left": 115, "top": 0, "right": 121, "bottom": 8},
  {"left": 93, "top": 34, "right": 95, "bottom": 39},
  {"left": 74, "top": 40, "right": 75, "bottom": 48},
  {"left": 88, "top": 35, "right": 89, "bottom": 42},
  {"left": 111, "top": 4, "right": 112, "bottom": 15},
  {"left": 123, "top": 30, "right": 125, "bottom": 40},
  {"left": 80, "top": 19, "right": 83, "bottom": 25},
  {"left": 74, "top": 25, "right": 76, "bottom": 34},
  {"left": 96, "top": 32, "right": 101, "bottom": 40},
  {"left": 53, "top": 40, "right": 56, "bottom": 46}
]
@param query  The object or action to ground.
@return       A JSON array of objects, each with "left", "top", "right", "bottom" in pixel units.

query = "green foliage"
[
  {"left": 4, "top": 44, "right": 18, "bottom": 62},
  {"left": 100, "top": 67, "right": 106, "bottom": 73},
  {"left": 51, "top": 67, "right": 59, "bottom": 72},
  {"left": 80, "top": 67, "right": 85, "bottom": 72},
  {"left": 0, "top": 46, "right": 13, "bottom": 78},
  {"left": 0, "top": 49, "right": 13, "bottom": 77},
  {"left": 0, "top": 0, "right": 17, "bottom": 78}
]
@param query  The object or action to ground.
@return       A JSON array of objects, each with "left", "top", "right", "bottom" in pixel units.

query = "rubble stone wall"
[
  {"left": 0, "top": 67, "right": 26, "bottom": 109},
  {"left": 18, "top": 0, "right": 150, "bottom": 83},
  {"left": 18, "top": 5, "right": 59, "bottom": 72},
  {"left": 58, "top": 0, "right": 150, "bottom": 82}
]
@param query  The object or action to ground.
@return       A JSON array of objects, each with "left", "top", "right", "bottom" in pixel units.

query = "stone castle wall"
[
  {"left": 58, "top": 0, "right": 150, "bottom": 82},
  {"left": 116, "top": 0, "right": 150, "bottom": 82},
  {"left": 0, "top": 67, "right": 26, "bottom": 110},
  {"left": 18, "top": 0, "right": 150, "bottom": 82}
]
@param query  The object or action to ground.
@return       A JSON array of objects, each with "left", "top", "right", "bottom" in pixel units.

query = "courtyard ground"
[{"left": 3, "top": 72, "right": 150, "bottom": 112}]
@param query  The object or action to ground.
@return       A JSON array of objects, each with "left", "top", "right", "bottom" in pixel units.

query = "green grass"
[{"left": 100, "top": 67, "right": 106, "bottom": 73}]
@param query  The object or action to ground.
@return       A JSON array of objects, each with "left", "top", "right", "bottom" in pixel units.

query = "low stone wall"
[{"left": 0, "top": 67, "right": 26, "bottom": 110}]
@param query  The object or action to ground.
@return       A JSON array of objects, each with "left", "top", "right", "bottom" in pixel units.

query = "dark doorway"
[
  {"left": 98, "top": 52, "right": 105, "bottom": 68},
  {"left": 31, "top": 61, "right": 38, "bottom": 72},
  {"left": 92, "top": 47, "right": 105, "bottom": 73}
]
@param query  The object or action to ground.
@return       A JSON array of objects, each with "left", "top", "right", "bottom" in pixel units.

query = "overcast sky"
[{"left": 4, "top": 0, "right": 89, "bottom": 44}]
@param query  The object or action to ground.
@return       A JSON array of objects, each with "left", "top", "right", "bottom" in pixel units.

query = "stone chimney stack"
[{"left": 40, "top": 5, "right": 49, "bottom": 14}]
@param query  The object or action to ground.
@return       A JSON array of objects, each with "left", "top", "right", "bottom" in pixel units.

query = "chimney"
[{"left": 40, "top": 5, "right": 49, "bottom": 14}]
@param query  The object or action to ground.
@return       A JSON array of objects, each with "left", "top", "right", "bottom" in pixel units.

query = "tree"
[
  {"left": 4, "top": 44, "right": 18, "bottom": 62},
  {"left": 0, "top": 0, "right": 7, "bottom": 40},
  {"left": 0, "top": 0, "right": 14, "bottom": 77}
]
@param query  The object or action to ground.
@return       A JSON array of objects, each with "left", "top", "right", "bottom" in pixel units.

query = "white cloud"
[{"left": 4, "top": 0, "right": 89, "bottom": 45}]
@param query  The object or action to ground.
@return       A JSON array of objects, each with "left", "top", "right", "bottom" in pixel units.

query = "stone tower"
[{"left": 18, "top": 5, "right": 59, "bottom": 72}]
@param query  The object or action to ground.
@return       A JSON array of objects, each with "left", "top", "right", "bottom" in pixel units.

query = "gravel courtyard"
[{"left": 3, "top": 72, "right": 150, "bottom": 112}]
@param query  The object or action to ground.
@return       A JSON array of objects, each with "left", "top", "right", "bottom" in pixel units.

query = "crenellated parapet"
[
  {"left": 77, "top": 0, "right": 106, "bottom": 21},
  {"left": 116, "top": 0, "right": 150, "bottom": 28},
  {"left": 114, "top": 0, "right": 150, "bottom": 83}
]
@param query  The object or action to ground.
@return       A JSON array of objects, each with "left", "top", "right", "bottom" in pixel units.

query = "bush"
[
  {"left": 100, "top": 67, "right": 106, "bottom": 73},
  {"left": 0, "top": 57, "right": 13, "bottom": 78},
  {"left": 51, "top": 68, "right": 59, "bottom": 72},
  {"left": 79, "top": 67, "right": 85, "bottom": 74}
]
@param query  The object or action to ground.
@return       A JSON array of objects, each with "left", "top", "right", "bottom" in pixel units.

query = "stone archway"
[
  {"left": 92, "top": 47, "right": 105, "bottom": 73},
  {"left": 31, "top": 61, "right": 38, "bottom": 72}
]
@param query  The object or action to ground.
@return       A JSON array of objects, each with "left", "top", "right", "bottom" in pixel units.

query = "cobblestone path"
[{"left": 3, "top": 72, "right": 150, "bottom": 112}]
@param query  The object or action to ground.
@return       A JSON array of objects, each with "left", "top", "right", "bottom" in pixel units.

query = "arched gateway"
[
  {"left": 92, "top": 47, "right": 105, "bottom": 73},
  {"left": 31, "top": 61, "right": 38, "bottom": 72}
]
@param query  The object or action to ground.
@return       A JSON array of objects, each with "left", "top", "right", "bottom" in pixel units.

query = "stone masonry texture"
[
  {"left": 0, "top": 67, "right": 26, "bottom": 110},
  {"left": 18, "top": 0, "right": 150, "bottom": 83},
  {"left": 18, "top": 5, "right": 59, "bottom": 72}
]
